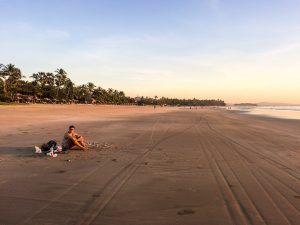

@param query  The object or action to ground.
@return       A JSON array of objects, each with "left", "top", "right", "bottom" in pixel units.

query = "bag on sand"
[{"left": 41, "top": 140, "right": 57, "bottom": 152}]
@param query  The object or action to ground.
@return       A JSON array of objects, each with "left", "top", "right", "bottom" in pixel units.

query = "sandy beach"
[{"left": 1, "top": 105, "right": 300, "bottom": 225}]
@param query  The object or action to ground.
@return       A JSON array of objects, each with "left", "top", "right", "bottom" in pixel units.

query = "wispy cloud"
[
  {"left": 0, "top": 21, "right": 70, "bottom": 42},
  {"left": 90, "top": 34, "right": 183, "bottom": 48}
]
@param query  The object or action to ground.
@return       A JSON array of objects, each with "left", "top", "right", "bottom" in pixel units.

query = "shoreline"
[
  {"left": 228, "top": 108, "right": 300, "bottom": 122},
  {"left": 229, "top": 105, "right": 300, "bottom": 121}
]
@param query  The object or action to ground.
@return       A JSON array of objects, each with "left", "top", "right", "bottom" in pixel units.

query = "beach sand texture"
[{"left": 1, "top": 105, "right": 300, "bottom": 225}]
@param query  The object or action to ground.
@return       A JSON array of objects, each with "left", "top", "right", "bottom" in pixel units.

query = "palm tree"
[
  {"left": 0, "top": 64, "right": 5, "bottom": 95},
  {"left": 107, "top": 88, "right": 114, "bottom": 103},
  {"left": 78, "top": 84, "right": 92, "bottom": 103},
  {"left": 100, "top": 88, "right": 109, "bottom": 103},
  {"left": 64, "top": 78, "right": 74, "bottom": 100},
  {"left": 0, "top": 63, "right": 22, "bottom": 99},
  {"left": 153, "top": 95, "right": 158, "bottom": 107},
  {"left": 92, "top": 86, "right": 105, "bottom": 103},
  {"left": 113, "top": 89, "right": 119, "bottom": 104},
  {"left": 30, "top": 72, "right": 56, "bottom": 98},
  {"left": 54, "top": 68, "right": 67, "bottom": 99},
  {"left": 118, "top": 91, "right": 126, "bottom": 103},
  {"left": 31, "top": 72, "right": 44, "bottom": 86},
  {"left": 87, "top": 82, "right": 96, "bottom": 95}
]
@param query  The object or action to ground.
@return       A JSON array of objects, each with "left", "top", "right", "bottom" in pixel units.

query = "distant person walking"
[{"left": 62, "top": 125, "right": 87, "bottom": 150}]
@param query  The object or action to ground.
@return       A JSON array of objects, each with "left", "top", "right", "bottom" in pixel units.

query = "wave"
[{"left": 231, "top": 105, "right": 300, "bottom": 120}]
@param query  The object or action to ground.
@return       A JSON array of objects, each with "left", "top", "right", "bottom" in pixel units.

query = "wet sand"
[{"left": 1, "top": 105, "right": 300, "bottom": 225}]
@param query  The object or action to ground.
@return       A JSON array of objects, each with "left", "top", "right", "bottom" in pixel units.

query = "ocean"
[{"left": 231, "top": 105, "right": 300, "bottom": 120}]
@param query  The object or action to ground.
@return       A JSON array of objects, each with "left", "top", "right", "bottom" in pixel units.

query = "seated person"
[{"left": 62, "top": 125, "right": 87, "bottom": 150}]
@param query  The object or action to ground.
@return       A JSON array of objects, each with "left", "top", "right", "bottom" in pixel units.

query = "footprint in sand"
[{"left": 177, "top": 209, "right": 195, "bottom": 215}]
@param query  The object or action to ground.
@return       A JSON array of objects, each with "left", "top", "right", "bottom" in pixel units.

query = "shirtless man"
[{"left": 62, "top": 125, "right": 87, "bottom": 150}]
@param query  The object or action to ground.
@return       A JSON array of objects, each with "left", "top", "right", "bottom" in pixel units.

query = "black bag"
[{"left": 41, "top": 140, "right": 57, "bottom": 151}]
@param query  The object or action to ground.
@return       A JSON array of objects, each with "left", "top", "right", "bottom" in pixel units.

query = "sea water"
[{"left": 231, "top": 105, "right": 300, "bottom": 120}]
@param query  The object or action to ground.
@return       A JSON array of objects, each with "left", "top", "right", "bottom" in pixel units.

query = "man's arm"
[
  {"left": 65, "top": 133, "right": 77, "bottom": 141},
  {"left": 73, "top": 132, "right": 82, "bottom": 139}
]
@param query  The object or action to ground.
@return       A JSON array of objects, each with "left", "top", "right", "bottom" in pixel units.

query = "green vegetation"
[
  {"left": 0, "top": 63, "right": 226, "bottom": 106},
  {"left": 135, "top": 96, "right": 226, "bottom": 107}
]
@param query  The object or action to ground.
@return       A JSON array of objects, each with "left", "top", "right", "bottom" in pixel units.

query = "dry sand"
[{"left": 1, "top": 105, "right": 300, "bottom": 225}]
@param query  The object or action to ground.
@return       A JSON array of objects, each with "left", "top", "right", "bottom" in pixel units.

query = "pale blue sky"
[{"left": 1, "top": 0, "right": 300, "bottom": 103}]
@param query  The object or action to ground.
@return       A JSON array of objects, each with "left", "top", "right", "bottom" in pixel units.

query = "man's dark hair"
[{"left": 69, "top": 125, "right": 75, "bottom": 129}]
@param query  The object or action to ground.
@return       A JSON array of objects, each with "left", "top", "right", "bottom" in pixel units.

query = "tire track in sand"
[
  {"left": 203, "top": 113, "right": 300, "bottom": 196},
  {"left": 72, "top": 117, "right": 195, "bottom": 225},
  {"left": 203, "top": 115, "right": 300, "bottom": 181},
  {"left": 192, "top": 113, "right": 250, "bottom": 225},
  {"left": 200, "top": 113, "right": 299, "bottom": 224},
  {"left": 209, "top": 128, "right": 300, "bottom": 224}
]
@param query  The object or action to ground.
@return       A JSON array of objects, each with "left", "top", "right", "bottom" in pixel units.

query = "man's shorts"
[{"left": 62, "top": 138, "right": 74, "bottom": 150}]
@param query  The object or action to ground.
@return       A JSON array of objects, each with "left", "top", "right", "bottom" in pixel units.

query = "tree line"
[{"left": 0, "top": 63, "right": 226, "bottom": 106}]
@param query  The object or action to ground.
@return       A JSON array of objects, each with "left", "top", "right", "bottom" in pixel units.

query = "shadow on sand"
[{"left": 0, "top": 146, "right": 35, "bottom": 157}]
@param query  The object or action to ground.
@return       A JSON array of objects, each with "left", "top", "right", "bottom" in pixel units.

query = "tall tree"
[
  {"left": 0, "top": 63, "right": 22, "bottom": 99},
  {"left": 75, "top": 84, "right": 91, "bottom": 103},
  {"left": 64, "top": 78, "right": 74, "bottom": 100},
  {"left": 87, "top": 82, "right": 96, "bottom": 95},
  {"left": 54, "top": 68, "right": 67, "bottom": 99},
  {"left": 30, "top": 72, "right": 55, "bottom": 98}
]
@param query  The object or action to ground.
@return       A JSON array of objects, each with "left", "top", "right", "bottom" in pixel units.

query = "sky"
[{"left": 0, "top": 0, "right": 300, "bottom": 104}]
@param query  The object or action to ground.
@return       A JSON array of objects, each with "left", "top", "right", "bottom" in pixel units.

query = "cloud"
[{"left": 89, "top": 34, "right": 183, "bottom": 48}]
